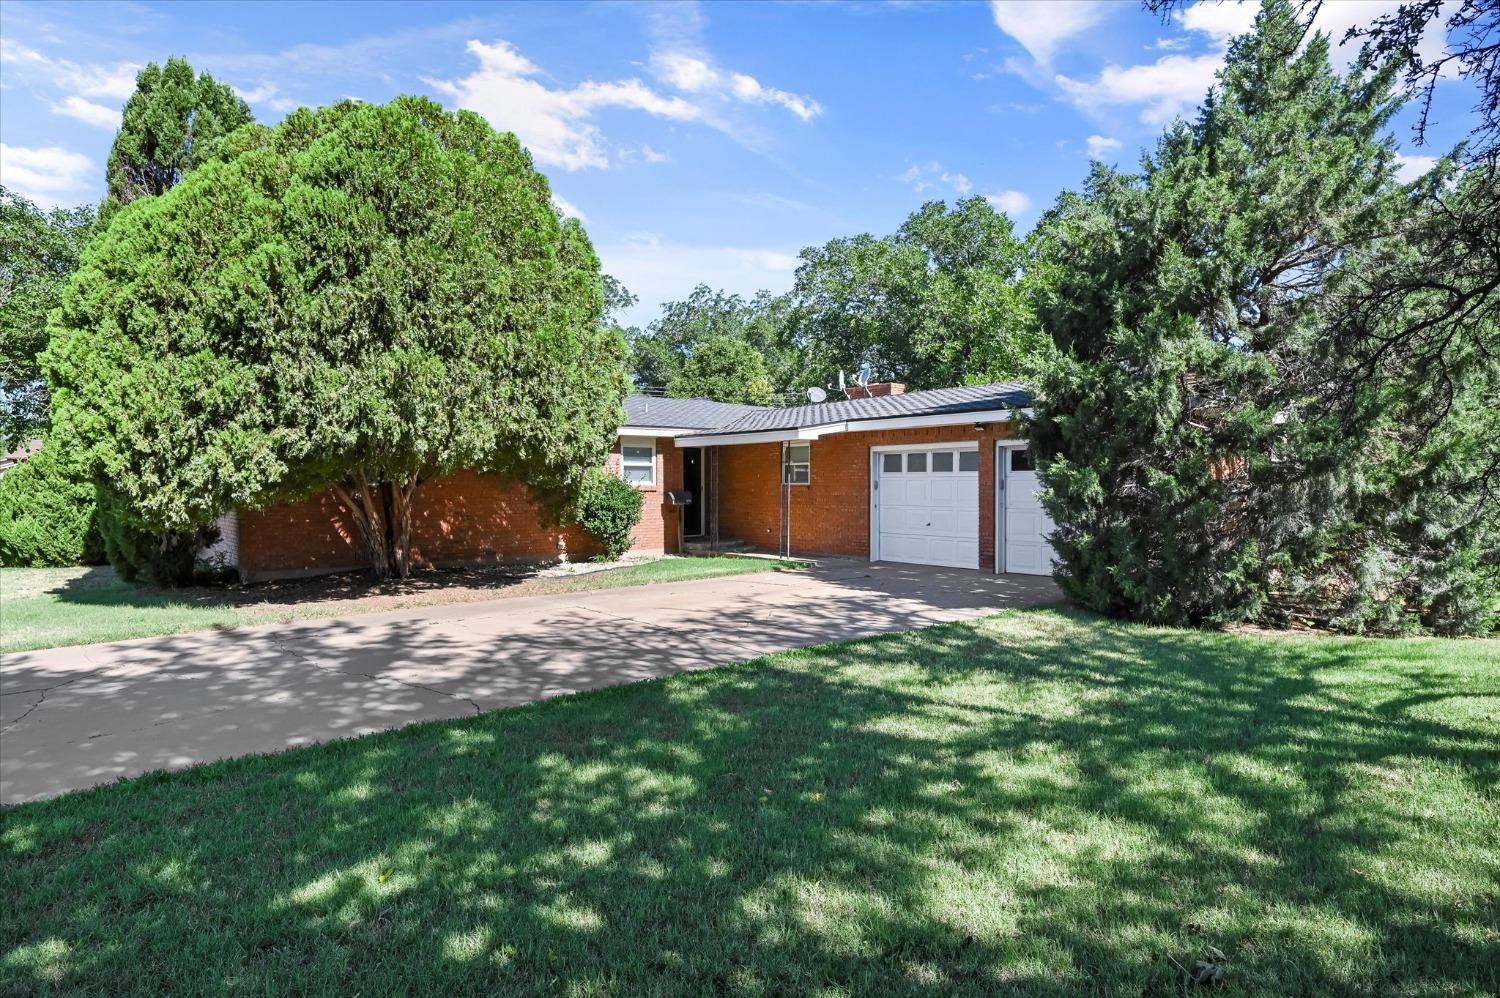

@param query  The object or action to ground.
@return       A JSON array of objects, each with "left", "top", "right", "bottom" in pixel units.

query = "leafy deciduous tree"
[
  {"left": 667, "top": 334, "right": 776, "bottom": 405},
  {"left": 0, "top": 187, "right": 95, "bottom": 450},
  {"left": 787, "top": 196, "right": 1041, "bottom": 390}
]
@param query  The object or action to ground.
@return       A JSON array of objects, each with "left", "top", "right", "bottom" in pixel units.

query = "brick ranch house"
[{"left": 216, "top": 382, "right": 1057, "bottom": 581}]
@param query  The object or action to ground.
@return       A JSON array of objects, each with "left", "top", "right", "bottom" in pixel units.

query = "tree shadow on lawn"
[
  {"left": 43, "top": 561, "right": 585, "bottom": 614},
  {"left": 3, "top": 610, "right": 1497, "bottom": 995}
]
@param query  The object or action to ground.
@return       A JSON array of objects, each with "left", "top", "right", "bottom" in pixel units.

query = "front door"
[{"left": 682, "top": 447, "right": 704, "bottom": 537}]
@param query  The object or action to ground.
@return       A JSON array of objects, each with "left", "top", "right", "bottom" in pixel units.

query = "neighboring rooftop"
[{"left": 623, "top": 383, "right": 1032, "bottom": 436}]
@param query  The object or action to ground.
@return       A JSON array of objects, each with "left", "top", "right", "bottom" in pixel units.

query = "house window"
[
  {"left": 907, "top": 452, "right": 927, "bottom": 473},
  {"left": 622, "top": 438, "right": 655, "bottom": 486},
  {"left": 783, "top": 442, "right": 811, "bottom": 485},
  {"left": 882, "top": 453, "right": 902, "bottom": 473},
  {"left": 958, "top": 450, "right": 979, "bottom": 472},
  {"left": 1010, "top": 449, "right": 1034, "bottom": 472},
  {"left": 932, "top": 451, "right": 954, "bottom": 473}
]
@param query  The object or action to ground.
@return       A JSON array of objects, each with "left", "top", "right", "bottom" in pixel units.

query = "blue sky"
[{"left": 0, "top": 1, "right": 1474, "bottom": 326}]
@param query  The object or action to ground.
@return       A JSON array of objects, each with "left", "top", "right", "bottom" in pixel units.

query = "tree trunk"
[
  {"left": 332, "top": 473, "right": 390, "bottom": 579},
  {"left": 332, "top": 472, "right": 425, "bottom": 580}
]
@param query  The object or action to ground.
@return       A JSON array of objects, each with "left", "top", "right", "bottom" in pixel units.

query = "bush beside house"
[
  {"left": 570, "top": 468, "right": 645, "bottom": 560},
  {"left": 0, "top": 446, "right": 102, "bottom": 567}
]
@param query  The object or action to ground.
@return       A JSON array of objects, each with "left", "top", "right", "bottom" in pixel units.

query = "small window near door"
[
  {"left": 1010, "top": 449, "right": 1034, "bottom": 472},
  {"left": 783, "top": 442, "right": 811, "bottom": 485},
  {"left": 907, "top": 452, "right": 927, "bottom": 472},
  {"left": 622, "top": 438, "right": 655, "bottom": 486},
  {"left": 958, "top": 450, "right": 979, "bottom": 472},
  {"left": 931, "top": 451, "right": 954, "bottom": 473},
  {"left": 882, "top": 453, "right": 902, "bottom": 473}
]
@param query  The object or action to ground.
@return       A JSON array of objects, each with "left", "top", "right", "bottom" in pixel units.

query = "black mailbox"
[{"left": 665, "top": 490, "right": 693, "bottom": 506}]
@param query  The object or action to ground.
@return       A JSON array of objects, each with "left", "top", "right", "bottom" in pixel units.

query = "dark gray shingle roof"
[
  {"left": 623, "top": 383, "right": 1031, "bottom": 436},
  {"left": 622, "top": 396, "right": 764, "bottom": 430}
]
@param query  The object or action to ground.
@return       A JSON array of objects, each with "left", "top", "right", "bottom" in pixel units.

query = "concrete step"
[{"left": 681, "top": 538, "right": 752, "bottom": 555}]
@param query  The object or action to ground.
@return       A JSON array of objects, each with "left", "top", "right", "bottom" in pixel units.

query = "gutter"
[{"left": 669, "top": 406, "right": 1027, "bottom": 447}]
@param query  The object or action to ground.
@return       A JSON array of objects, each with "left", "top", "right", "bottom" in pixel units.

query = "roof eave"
[{"left": 670, "top": 406, "right": 1029, "bottom": 447}]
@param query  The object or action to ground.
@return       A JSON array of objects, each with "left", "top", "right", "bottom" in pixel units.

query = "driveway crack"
[{"left": 2, "top": 676, "right": 81, "bottom": 731}]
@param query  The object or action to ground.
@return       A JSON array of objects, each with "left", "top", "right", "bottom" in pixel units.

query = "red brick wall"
[
  {"left": 239, "top": 436, "right": 681, "bottom": 581},
  {"left": 715, "top": 423, "right": 1019, "bottom": 569}
]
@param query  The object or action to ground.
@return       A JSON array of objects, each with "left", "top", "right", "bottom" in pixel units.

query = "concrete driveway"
[{"left": 1, "top": 561, "right": 1062, "bottom": 804}]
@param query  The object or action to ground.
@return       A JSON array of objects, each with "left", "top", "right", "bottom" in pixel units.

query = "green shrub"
[
  {"left": 0, "top": 445, "right": 102, "bottom": 566},
  {"left": 94, "top": 486, "right": 217, "bottom": 586},
  {"left": 571, "top": 469, "right": 644, "bottom": 561}
]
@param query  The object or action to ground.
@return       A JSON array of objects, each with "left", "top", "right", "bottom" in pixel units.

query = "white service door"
[
  {"left": 1002, "top": 448, "right": 1056, "bottom": 575},
  {"left": 875, "top": 449, "right": 979, "bottom": 569}
]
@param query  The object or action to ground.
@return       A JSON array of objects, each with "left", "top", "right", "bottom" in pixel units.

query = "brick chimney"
[{"left": 845, "top": 382, "right": 906, "bottom": 400}]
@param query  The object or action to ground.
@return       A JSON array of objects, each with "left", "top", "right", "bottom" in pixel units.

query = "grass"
[
  {"left": 3, "top": 609, "right": 1496, "bottom": 995},
  {"left": 0, "top": 556, "right": 799, "bottom": 653}
]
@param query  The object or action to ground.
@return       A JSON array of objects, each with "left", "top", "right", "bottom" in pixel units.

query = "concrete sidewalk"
[{"left": 1, "top": 562, "right": 1062, "bottom": 804}]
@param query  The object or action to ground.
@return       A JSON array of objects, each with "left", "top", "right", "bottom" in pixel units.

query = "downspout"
[{"left": 779, "top": 441, "right": 792, "bottom": 560}]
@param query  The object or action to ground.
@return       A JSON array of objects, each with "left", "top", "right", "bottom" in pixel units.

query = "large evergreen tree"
[
  {"left": 1027, "top": 1, "right": 1424, "bottom": 628},
  {"left": 103, "top": 56, "right": 253, "bottom": 220},
  {"left": 46, "top": 96, "right": 627, "bottom": 579}
]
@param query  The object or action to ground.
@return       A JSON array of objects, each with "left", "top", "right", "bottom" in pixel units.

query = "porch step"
[{"left": 681, "top": 538, "right": 753, "bottom": 555}]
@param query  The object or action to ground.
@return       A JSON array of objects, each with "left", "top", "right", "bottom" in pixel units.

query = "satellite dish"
[
  {"left": 856, "top": 363, "right": 874, "bottom": 386},
  {"left": 806, "top": 386, "right": 828, "bottom": 403}
]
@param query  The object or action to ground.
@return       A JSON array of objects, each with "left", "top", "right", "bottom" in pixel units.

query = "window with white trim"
[
  {"left": 783, "top": 442, "right": 810, "bottom": 485},
  {"left": 621, "top": 438, "right": 655, "bottom": 486}
]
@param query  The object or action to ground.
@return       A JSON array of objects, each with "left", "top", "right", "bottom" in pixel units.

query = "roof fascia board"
[
  {"left": 662, "top": 407, "right": 1034, "bottom": 447},
  {"left": 838, "top": 408, "right": 1018, "bottom": 432},
  {"left": 672, "top": 423, "right": 847, "bottom": 447},
  {"left": 616, "top": 426, "right": 695, "bottom": 438}
]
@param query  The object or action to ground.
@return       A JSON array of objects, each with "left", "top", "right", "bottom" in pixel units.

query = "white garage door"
[
  {"left": 1001, "top": 447, "right": 1056, "bottom": 575},
  {"left": 874, "top": 448, "right": 979, "bottom": 569}
]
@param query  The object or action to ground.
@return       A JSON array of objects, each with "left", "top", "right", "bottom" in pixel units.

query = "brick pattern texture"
[
  {"left": 239, "top": 436, "right": 682, "bottom": 581},
  {"left": 716, "top": 423, "right": 1019, "bottom": 569},
  {"left": 237, "top": 425, "right": 1016, "bottom": 580}
]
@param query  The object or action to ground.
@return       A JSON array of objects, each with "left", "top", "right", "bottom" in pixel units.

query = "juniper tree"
[
  {"left": 1026, "top": 1, "right": 1418, "bottom": 627},
  {"left": 46, "top": 96, "right": 627, "bottom": 579},
  {"left": 103, "top": 57, "right": 252, "bottom": 220}
]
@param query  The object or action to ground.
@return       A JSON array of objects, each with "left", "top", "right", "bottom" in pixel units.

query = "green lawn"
[
  {"left": 0, "top": 556, "right": 797, "bottom": 653},
  {"left": 3, "top": 610, "right": 1497, "bottom": 995}
]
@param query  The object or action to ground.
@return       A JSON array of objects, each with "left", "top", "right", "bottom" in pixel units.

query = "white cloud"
[
  {"left": 639, "top": 144, "right": 670, "bottom": 164},
  {"left": 0, "top": 39, "right": 138, "bottom": 99},
  {"left": 1394, "top": 152, "right": 1438, "bottom": 182},
  {"left": 1175, "top": 1, "right": 1258, "bottom": 48},
  {"left": 899, "top": 161, "right": 973, "bottom": 195},
  {"left": 50, "top": 95, "right": 118, "bottom": 128},
  {"left": 233, "top": 82, "right": 298, "bottom": 114},
  {"left": 595, "top": 232, "right": 800, "bottom": 326},
  {"left": 1085, "top": 134, "right": 1123, "bottom": 159},
  {"left": 1057, "top": 52, "right": 1222, "bottom": 125},
  {"left": 649, "top": 51, "right": 822, "bottom": 121},
  {"left": 428, "top": 39, "right": 705, "bottom": 171},
  {"left": 989, "top": 1, "right": 1108, "bottom": 66},
  {"left": 984, "top": 190, "right": 1032, "bottom": 215},
  {"left": 551, "top": 193, "right": 586, "bottom": 221},
  {"left": 0, "top": 144, "right": 94, "bottom": 207}
]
